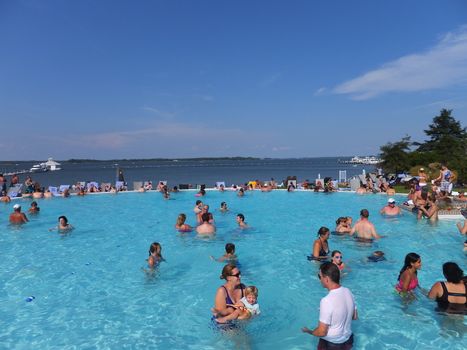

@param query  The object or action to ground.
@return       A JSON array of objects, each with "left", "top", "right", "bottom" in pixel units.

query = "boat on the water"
[
  {"left": 339, "top": 156, "right": 381, "bottom": 165},
  {"left": 30, "top": 158, "right": 61, "bottom": 172}
]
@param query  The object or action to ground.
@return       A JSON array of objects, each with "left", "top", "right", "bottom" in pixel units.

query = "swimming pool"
[{"left": 1, "top": 191, "right": 465, "bottom": 349}]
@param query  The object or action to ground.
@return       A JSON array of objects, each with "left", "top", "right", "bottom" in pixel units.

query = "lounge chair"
[
  {"left": 59, "top": 185, "right": 70, "bottom": 193},
  {"left": 7, "top": 184, "right": 23, "bottom": 198},
  {"left": 48, "top": 186, "right": 60, "bottom": 197},
  {"left": 133, "top": 181, "right": 143, "bottom": 191},
  {"left": 358, "top": 174, "right": 367, "bottom": 186},
  {"left": 216, "top": 181, "right": 226, "bottom": 189},
  {"left": 115, "top": 181, "right": 125, "bottom": 191}
]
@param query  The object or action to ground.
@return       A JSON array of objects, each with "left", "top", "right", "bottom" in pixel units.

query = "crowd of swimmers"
[{"left": 2, "top": 167, "right": 466, "bottom": 343}]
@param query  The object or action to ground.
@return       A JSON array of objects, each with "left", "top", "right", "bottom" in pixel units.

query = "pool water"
[{"left": 1, "top": 191, "right": 465, "bottom": 349}]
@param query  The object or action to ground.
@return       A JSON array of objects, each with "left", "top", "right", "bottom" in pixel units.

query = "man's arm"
[{"left": 301, "top": 322, "right": 329, "bottom": 337}]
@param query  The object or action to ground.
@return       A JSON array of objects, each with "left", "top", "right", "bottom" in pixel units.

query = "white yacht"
[{"left": 30, "top": 158, "right": 61, "bottom": 172}]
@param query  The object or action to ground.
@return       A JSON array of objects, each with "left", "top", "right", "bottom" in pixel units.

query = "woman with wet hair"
[{"left": 428, "top": 262, "right": 466, "bottom": 314}]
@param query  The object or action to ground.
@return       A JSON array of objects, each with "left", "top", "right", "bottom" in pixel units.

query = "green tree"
[
  {"left": 380, "top": 136, "right": 412, "bottom": 174},
  {"left": 415, "top": 109, "right": 467, "bottom": 182}
]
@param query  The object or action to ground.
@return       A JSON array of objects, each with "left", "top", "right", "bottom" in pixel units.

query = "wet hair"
[
  {"left": 220, "top": 264, "right": 237, "bottom": 280},
  {"left": 176, "top": 213, "right": 186, "bottom": 226},
  {"left": 360, "top": 209, "right": 369, "bottom": 218},
  {"left": 320, "top": 261, "right": 340, "bottom": 284},
  {"left": 173, "top": 186, "right": 178, "bottom": 191},
  {"left": 31, "top": 201, "right": 38, "bottom": 207},
  {"left": 373, "top": 250, "right": 384, "bottom": 257},
  {"left": 331, "top": 250, "right": 342, "bottom": 258},
  {"left": 336, "top": 217, "right": 346, "bottom": 225},
  {"left": 245, "top": 285, "right": 258, "bottom": 298},
  {"left": 195, "top": 200, "right": 202, "bottom": 205},
  {"left": 201, "top": 212, "right": 210, "bottom": 223},
  {"left": 237, "top": 213, "right": 245, "bottom": 221},
  {"left": 220, "top": 201, "right": 226, "bottom": 207},
  {"left": 398, "top": 252, "right": 420, "bottom": 281},
  {"left": 149, "top": 242, "right": 162, "bottom": 258},
  {"left": 443, "top": 262, "right": 464, "bottom": 283},
  {"left": 225, "top": 243, "right": 235, "bottom": 254},
  {"left": 317, "top": 226, "right": 330, "bottom": 237},
  {"left": 58, "top": 216, "right": 68, "bottom": 224}
]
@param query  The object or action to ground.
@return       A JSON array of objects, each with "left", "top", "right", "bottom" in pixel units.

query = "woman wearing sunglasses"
[{"left": 212, "top": 264, "right": 245, "bottom": 322}]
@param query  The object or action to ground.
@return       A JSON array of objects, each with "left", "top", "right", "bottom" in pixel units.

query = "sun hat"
[
  {"left": 13, "top": 204, "right": 21, "bottom": 210},
  {"left": 388, "top": 198, "right": 396, "bottom": 204}
]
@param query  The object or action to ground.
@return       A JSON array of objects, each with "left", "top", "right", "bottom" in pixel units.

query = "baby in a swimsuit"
[{"left": 216, "top": 286, "right": 260, "bottom": 323}]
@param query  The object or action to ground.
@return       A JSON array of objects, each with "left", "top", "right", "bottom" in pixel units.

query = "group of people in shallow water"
[{"left": 7, "top": 201, "right": 73, "bottom": 232}]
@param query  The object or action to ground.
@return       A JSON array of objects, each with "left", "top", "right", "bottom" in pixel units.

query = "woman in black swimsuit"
[
  {"left": 310, "top": 227, "right": 330, "bottom": 261},
  {"left": 428, "top": 262, "right": 466, "bottom": 314},
  {"left": 212, "top": 264, "right": 245, "bottom": 320}
]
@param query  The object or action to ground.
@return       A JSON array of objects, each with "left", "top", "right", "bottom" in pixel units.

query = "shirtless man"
[
  {"left": 380, "top": 198, "right": 401, "bottom": 216},
  {"left": 9, "top": 204, "right": 29, "bottom": 224},
  {"left": 196, "top": 213, "right": 216, "bottom": 235},
  {"left": 350, "top": 209, "right": 381, "bottom": 242},
  {"left": 0, "top": 190, "right": 11, "bottom": 203},
  {"left": 236, "top": 213, "right": 248, "bottom": 229}
]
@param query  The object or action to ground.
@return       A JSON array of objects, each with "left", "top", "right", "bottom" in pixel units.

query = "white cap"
[
  {"left": 388, "top": 198, "right": 396, "bottom": 204},
  {"left": 13, "top": 204, "right": 21, "bottom": 210}
]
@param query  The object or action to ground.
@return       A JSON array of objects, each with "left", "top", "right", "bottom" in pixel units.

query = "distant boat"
[
  {"left": 339, "top": 156, "right": 381, "bottom": 165},
  {"left": 30, "top": 158, "right": 61, "bottom": 172}
]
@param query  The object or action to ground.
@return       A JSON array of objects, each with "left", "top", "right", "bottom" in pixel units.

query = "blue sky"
[{"left": 1, "top": 0, "right": 466, "bottom": 160}]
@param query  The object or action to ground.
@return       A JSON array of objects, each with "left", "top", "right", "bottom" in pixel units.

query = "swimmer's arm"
[
  {"left": 301, "top": 322, "right": 328, "bottom": 337},
  {"left": 349, "top": 226, "right": 355, "bottom": 236},
  {"left": 148, "top": 256, "right": 155, "bottom": 268},
  {"left": 353, "top": 308, "right": 358, "bottom": 320},
  {"left": 427, "top": 282, "right": 442, "bottom": 300}
]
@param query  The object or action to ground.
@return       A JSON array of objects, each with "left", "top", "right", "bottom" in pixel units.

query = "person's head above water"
[
  {"left": 225, "top": 243, "right": 235, "bottom": 254},
  {"left": 149, "top": 242, "right": 162, "bottom": 257},
  {"left": 360, "top": 209, "right": 369, "bottom": 218},
  {"left": 442, "top": 262, "right": 463, "bottom": 283},
  {"left": 317, "top": 226, "right": 330, "bottom": 237},
  {"left": 237, "top": 213, "right": 245, "bottom": 222},
  {"left": 220, "top": 264, "right": 241, "bottom": 281}
]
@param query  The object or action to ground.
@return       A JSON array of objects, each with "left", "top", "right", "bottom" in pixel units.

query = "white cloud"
[
  {"left": 141, "top": 106, "right": 175, "bottom": 119},
  {"left": 333, "top": 25, "right": 467, "bottom": 100},
  {"left": 314, "top": 87, "right": 326, "bottom": 96}
]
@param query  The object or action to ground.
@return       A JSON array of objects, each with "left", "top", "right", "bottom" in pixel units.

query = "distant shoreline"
[{"left": 0, "top": 156, "right": 372, "bottom": 163}]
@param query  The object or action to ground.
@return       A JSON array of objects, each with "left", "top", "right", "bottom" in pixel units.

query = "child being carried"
[{"left": 216, "top": 286, "right": 260, "bottom": 323}]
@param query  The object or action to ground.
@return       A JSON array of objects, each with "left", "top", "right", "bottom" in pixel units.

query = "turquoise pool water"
[{"left": 1, "top": 191, "right": 465, "bottom": 349}]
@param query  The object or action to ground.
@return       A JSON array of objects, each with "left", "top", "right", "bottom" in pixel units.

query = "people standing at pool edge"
[
  {"left": 302, "top": 262, "right": 357, "bottom": 349},
  {"left": 309, "top": 227, "right": 330, "bottom": 261},
  {"left": 350, "top": 209, "right": 381, "bottom": 242},
  {"left": 395, "top": 252, "right": 421, "bottom": 294},
  {"left": 9, "top": 204, "right": 28, "bottom": 224}
]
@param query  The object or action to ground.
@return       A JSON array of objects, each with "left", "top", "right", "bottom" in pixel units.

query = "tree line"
[{"left": 379, "top": 109, "right": 467, "bottom": 184}]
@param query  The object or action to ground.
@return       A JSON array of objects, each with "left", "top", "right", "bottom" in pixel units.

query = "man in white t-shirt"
[{"left": 302, "top": 262, "right": 358, "bottom": 349}]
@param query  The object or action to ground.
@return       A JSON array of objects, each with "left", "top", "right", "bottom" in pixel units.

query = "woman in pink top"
[{"left": 396, "top": 252, "right": 421, "bottom": 293}]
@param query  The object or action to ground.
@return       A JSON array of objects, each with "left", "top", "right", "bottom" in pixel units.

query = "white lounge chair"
[
  {"left": 59, "top": 185, "right": 70, "bottom": 194},
  {"left": 7, "top": 184, "right": 23, "bottom": 198},
  {"left": 48, "top": 186, "right": 60, "bottom": 197},
  {"left": 115, "top": 181, "right": 125, "bottom": 191},
  {"left": 216, "top": 181, "right": 226, "bottom": 189},
  {"left": 133, "top": 181, "right": 143, "bottom": 191}
]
